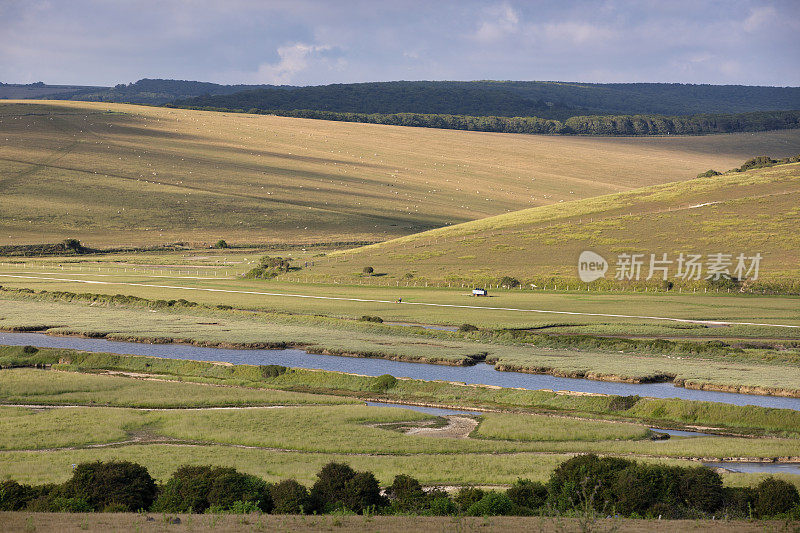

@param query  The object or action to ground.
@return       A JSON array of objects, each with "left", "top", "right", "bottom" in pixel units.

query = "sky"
[{"left": 1, "top": 0, "right": 799, "bottom": 87}]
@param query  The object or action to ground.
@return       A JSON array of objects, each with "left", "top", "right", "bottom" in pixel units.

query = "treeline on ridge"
[{"left": 168, "top": 105, "right": 800, "bottom": 136}]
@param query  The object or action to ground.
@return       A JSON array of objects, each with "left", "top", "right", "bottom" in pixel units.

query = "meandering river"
[{"left": 3, "top": 331, "right": 799, "bottom": 411}]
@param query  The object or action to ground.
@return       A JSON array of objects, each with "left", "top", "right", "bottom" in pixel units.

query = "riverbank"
[{"left": 3, "top": 343, "right": 800, "bottom": 436}]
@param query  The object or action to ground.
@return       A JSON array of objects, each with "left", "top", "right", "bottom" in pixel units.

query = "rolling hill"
[
  {"left": 1, "top": 100, "right": 799, "bottom": 248},
  {"left": 305, "top": 162, "right": 800, "bottom": 288}
]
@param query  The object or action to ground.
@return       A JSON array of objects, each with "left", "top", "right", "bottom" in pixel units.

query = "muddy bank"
[{"left": 495, "top": 363, "right": 800, "bottom": 399}]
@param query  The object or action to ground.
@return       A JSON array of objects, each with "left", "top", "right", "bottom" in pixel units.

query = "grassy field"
[
  {"left": 0, "top": 367, "right": 358, "bottom": 408},
  {"left": 2, "top": 100, "right": 800, "bottom": 247},
  {"left": 1, "top": 367, "right": 799, "bottom": 492},
  {"left": 304, "top": 163, "right": 800, "bottom": 286},
  {"left": 1, "top": 513, "right": 794, "bottom": 533},
  {"left": 5, "top": 350, "right": 800, "bottom": 434},
  {"left": 1, "top": 295, "right": 799, "bottom": 393}
]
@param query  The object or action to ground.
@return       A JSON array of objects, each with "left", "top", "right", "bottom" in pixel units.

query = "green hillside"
[{"left": 304, "top": 162, "right": 800, "bottom": 291}]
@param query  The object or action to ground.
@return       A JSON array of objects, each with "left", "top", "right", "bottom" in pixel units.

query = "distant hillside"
[
  {"left": 0, "top": 79, "right": 291, "bottom": 105},
  {"left": 304, "top": 161, "right": 800, "bottom": 290},
  {"left": 3, "top": 100, "right": 796, "bottom": 247},
  {"left": 175, "top": 81, "right": 800, "bottom": 119},
  {"left": 0, "top": 82, "right": 104, "bottom": 99}
]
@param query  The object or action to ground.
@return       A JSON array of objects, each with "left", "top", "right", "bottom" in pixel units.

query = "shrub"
[
  {"left": 310, "top": 463, "right": 386, "bottom": 514},
  {"left": 63, "top": 239, "right": 84, "bottom": 253},
  {"left": 207, "top": 469, "right": 272, "bottom": 513},
  {"left": 214, "top": 239, "right": 229, "bottom": 249},
  {"left": 362, "top": 266, "right": 374, "bottom": 275},
  {"left": 260, "top": 364, "right": 287, "bottom": 378},
  {"left": 153, "top": 465, "right": 215, "bottom": 512},
  {"left": 310, "top": 462, "right": 357, "bottom": 513},
  {"left": 720, "top": 486, "right": 754, "bottom": 519},
  {"left": 506, "top": 478, "right": 547, "bottom": 511},
  {"left": 22, "top": 345, "right": 38, "bottom": 354},
  {"left": 342, "top": 471, "right": 386, "bottom": 513},
  {"left": 458, "top": 323, "right": 479, "bottom": 332},
  {"left": 753, "top": 477, "right": 800, "bottom": 518},
  {"left": 154, "top": 465, "right": 271, "bottom": 513},
  {"left": 0, "top": 480, "right": 33, "bottom": 511},
  {"left": 608, "top": 395, "right": 640, "bottom": 411},
  {"left": 467, "top": 491, "right": 513, "bottom": 516},
  {"left": 270, "top": 479, "right": 310, "bottom": 514},
  {"left": 371, "top": 374, "right": 398, "bottom": 392},
  {"left": 677, "top": 467, "right": 723, "bottom": 513},
  {"left": 696, "top": 169, "right": 721, "bottom": 178},
  {"left": 387, "top": 474, "right": 427, "bottom": 512},
  {"left": 546, "top": 454, "right": 633, "bottom": 513},
  {"left": 499, "top": 276, "right": 520, "bottom": 288},
  {"left": 453, "top": 486, "right": 484, "bottom": 513},
  {"left": 62, "top": 461, "right": 157, "bottom": 512},
  {"left": 428, "top": 495, "right": 458, "bottom": 516},
  {"left": 359, "top": 315, "right": 384, "bottom": 323}
]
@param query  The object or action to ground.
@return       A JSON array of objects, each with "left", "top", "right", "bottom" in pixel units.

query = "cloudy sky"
[{"left": 1, "top": 0, "right": 798, "bottom": 87}]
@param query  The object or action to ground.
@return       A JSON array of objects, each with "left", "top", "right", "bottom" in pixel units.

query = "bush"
[
  {"left": 22, "top": 345, "right": 38, "bottom": 354},
  {"left": 259, "top": 364, "right": 287, "bottom": 378},
  {"left": 359, "top": 315, "right": 383, "bottom": 323},
  {"left": 342, "top": 471, "right": 386, "bottom": 513},
  {"left": 677, "top": 467, "right": 723, "bottom": 513},
  {"left": 546, "top": 454, "right": 633, "bottom": 513},
  {"left": 63, "top": 239, "right": 83, "bottom": 253},
  {"left": 608, "top": 395, "right": 640, "bottom": 411},
  {"left": 696, "top": 169, "right": 721, "bottom": 178},
  {"left": 467, "top": 491, "right": 514, "bottom": 516},
  {"left": 362, "top": 266, "right": 374, "bottom": 275},
  {"left": 214, "top": 239, "right": 229, "bottom": 249},
  {"left": 458, "top": 323, "right": 479, "bottom": 332},
  {"left": 387, "top": 474, "right": 427, "bottom": 512},
  {"left": 310, "top": 462, "right": 357, "bottom": 513},
  {"left": 506, "top": 478, "right": 547, "bottom": 511},
  {"left": 0, "top": 480, "right": 33, "bottom": 511},
  {"left": 62, "top": 461, "right": 157, "bottom": 512},
  {"left": 270, "top": 479, "right": 310, "bottom": 514},
  {"left": 428, "top": 495, "right": 458, "bottom": 516},
  {"left": 499, "top": 276, "right": 520, "bottom": 288},
  {"left": 154, "top": 465, "right": 271, "bottom": 513},
  {"left": 310, "top": 463, "right": 386, "bottom": 514},
  {"left": 153, "top": 465, "right": 215, "bottom": 512},
  {"left": 207, "top": 469, "right": 272, "bottom": 513},
  {"left": 720, "top": 486, "right": 754, "bottom": 519},
  {"left": 371, "top": 374, "right": 398, "bottom": 392},
  {"left": 453, "top": 486, "right": 484, "bottom": 513},
  {"left": 753, "top": 477, "right": 800, "bottom": 518}
]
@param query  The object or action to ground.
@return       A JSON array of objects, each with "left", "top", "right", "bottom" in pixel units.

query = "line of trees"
[
  {"left": 167, "top": 104, "right": 800, "bottom": 136},
  {"left": 2, "top": 456, "right": 798, "bottom": 519}
]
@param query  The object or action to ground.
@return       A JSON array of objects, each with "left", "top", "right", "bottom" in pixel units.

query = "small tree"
[
  {"left": 310, "top": 462, "right": 357, "bottom": 513},
  {"left": 214, "top": 239, "right": 229, "bottom": 249},
  {"left": 63, "top": 239, "right": 83, "bottom": 253},
  {"left": 270, "top": 479, "right": 310, "bottom": 514},
  {"left": 753, "top": 477, "right": 800, "bottom": 517},
  {"left": 62, "top": 461, "right": 157, "bottom": 512},
  {"left": 362, "top": 266, "right": 374, "bottom": 276},
  {"left": 499, "top": 276, "right": 520, "bottom": 288},
  {"left": 387, "top": 474, "right": 427, "bottom": 512}
]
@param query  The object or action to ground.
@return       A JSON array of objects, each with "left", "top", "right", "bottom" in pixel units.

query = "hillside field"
[
  {"left": 306, "top": 163, "right": 800, "bottom": 287},
  {"left": 2, "top": 100, "right": 800, "bottom": 247}
]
